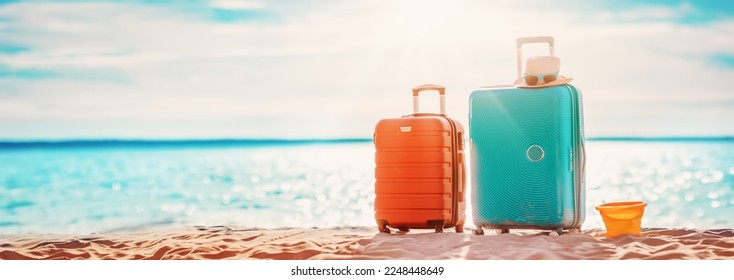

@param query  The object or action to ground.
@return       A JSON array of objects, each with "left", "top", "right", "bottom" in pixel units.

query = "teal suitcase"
[{"left": 469, "top": 37, "right": 586, "bottom": 235}]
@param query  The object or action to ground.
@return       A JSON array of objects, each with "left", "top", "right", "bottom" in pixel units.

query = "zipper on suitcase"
[
  {"left": 444, "top": 116, "right": 460, "bottom": 229},
  {"left": 569, "top": 148, "right": 573, "bottom": 172},
  {"left": 565, "top": 84, "right": 584, "bottom": 230}
]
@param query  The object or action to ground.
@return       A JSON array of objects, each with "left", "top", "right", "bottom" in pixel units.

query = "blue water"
[{"left": 0, "top": 140, "right": 733, "bottom": 234}]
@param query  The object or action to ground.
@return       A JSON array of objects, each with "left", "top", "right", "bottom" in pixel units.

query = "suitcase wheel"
[
  {"left": 377, "top": 220, "right": 391, "bottom": 234},
  {"left": 428, "top": 220, "right": 445, "bottom": 233},
  {"left": 434, "top": 226, "right": 443, "bottom": 233},
  {"left": 398, "top": 227, "right": 410, "bottom": 233},
  {"left": 455, "top": 225, "right": 464, "bottom": 233},
  {"left": 569, "top": 226, "right": 582, "bottom": 233},
  {"left": 473, "top": 227, "right": 485, "bottom": 235}
]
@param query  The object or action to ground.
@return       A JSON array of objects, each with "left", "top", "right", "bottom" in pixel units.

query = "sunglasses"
[{"left": 523, "top": 72, "right": 558, "bottom": 86}]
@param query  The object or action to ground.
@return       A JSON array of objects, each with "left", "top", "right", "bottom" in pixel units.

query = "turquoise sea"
[{"left": 0, "top": 140, "right": 732, "bottom": 234}]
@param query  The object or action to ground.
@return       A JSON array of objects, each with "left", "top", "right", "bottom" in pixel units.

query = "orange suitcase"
[{"left": 373, "top": 84, "right": 466, "bottom": 233}]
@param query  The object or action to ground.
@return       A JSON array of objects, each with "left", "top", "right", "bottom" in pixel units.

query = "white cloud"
[{"left": 0, "top": 0, "right": 733, "bottom": 139}]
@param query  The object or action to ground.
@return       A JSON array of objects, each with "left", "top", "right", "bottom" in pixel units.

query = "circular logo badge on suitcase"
[{"left": 526, "top": 145, "right": 545, "bottom": 162}]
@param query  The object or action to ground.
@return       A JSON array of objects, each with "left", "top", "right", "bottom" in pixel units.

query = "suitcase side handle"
[
  {"left": 411, "top": 84, "right": 446, "bottom": 115},
  {"left": 515, "top": 36, "right": 555, "bottom": 81}
]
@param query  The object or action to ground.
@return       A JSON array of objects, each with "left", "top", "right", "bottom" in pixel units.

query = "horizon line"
[
  {"left": 0, "top": 138, "right": 371, "bottom": 149},
  {"left": 0, "top": 136, "right": 732, "bottom": 149}
]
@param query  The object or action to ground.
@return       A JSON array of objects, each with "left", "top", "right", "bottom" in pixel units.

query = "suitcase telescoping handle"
[
  {"left": 411, "top": 84, "right": 446, "bottom": 115},
  {"left": 516, "top": 36, "right": 555, "bottom": 80}
]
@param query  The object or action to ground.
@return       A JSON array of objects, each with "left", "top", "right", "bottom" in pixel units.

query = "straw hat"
[{"left": 514, "top": 55, "right": 573, "bottom": 88}]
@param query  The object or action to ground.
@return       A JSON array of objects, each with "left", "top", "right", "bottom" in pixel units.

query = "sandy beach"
[{"left": 1, "top": 226, "right": 732, "bottom": 260}]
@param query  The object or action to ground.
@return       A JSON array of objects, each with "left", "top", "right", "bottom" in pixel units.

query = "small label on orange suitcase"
[{"left": 400, "top": 126, "right": 412, "bottom": 133}]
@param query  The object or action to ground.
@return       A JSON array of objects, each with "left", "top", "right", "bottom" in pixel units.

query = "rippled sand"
[{"left": 1, "top": 226, "right": 733, "bottom": 260}]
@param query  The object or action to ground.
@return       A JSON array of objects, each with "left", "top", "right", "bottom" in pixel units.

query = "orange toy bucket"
[{"left": 595, "top": 201, "right": 647, "bottom": 238}]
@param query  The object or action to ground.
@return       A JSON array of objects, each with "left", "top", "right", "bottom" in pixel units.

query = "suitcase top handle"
[
  {"left": 411, "top": 84, "right": 446, "bottom": 115},
  {"left": 516, "top": 36, "right": 555, "bottom": 81}
]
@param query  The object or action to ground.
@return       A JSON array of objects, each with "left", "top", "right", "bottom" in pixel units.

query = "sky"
[{"left": 0, "top": 0, "right": 733, "bottom": 140}]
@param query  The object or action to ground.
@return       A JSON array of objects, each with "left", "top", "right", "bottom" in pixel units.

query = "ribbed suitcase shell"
[
  {"left": 469, "top": 84, "right": 585, "bottom": 234},
  {"left": 374, "top": 115, "right": 466, "bottom": 233}
]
